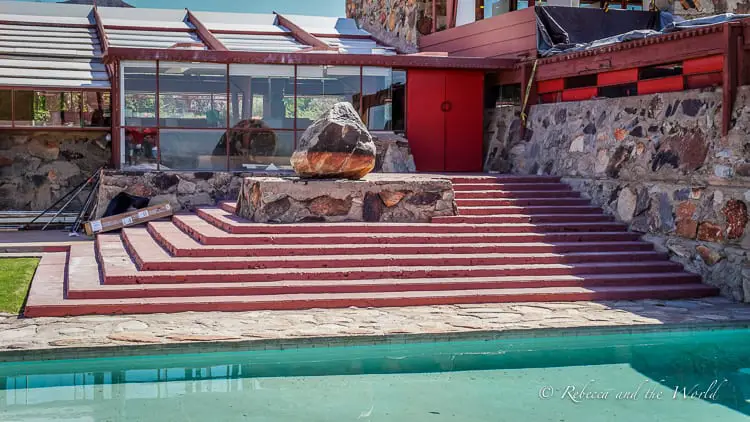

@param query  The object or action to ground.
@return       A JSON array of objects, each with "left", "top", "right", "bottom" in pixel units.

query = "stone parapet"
[{"left": 236, "top": 174, "right": 457, "bottom": 223}]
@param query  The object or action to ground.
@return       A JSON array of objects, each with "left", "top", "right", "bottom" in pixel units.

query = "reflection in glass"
[
  {"left": 224, "top": 129, "right": 294, "bottom": 171},
  {"left": 12, "top": 91, "right": 81, "bottom": 127},
  {"left": 295, "top": 65, "right": 360, "bottom": 130},
  {"left": 159, "top": 129, "right": 227, "bottom": 170},
  {"left": 123, "top": 61, "right": 157, "bottom": 126},
  {"left": 229, "top": 64, "right": 294, "bottom": 129},
  {"left": 0, "top": 90, "right": 10, "bottom": 126},
  {"left": 123, "top": 127, "right": 158, "bottom": 169},
  {"left": 159, "top": 62, "right": 227, "bottom": 128},
  {"left": 83, "top": 91, "right": 111, "bottom": 127},
  {"left": 362, "top": 67, "right": 392, "bottom": 131}
]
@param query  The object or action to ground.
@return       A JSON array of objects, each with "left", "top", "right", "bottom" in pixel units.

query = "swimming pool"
[{"left": 1, "top": 327, "right": 749, "bottom": 421}]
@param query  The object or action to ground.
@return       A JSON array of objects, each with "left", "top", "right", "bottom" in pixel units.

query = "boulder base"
[{"left": 290, "top": 102, "right": 376, "bottom": 179}]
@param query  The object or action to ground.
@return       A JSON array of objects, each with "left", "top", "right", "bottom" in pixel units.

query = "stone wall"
[
  {"left": 345, "top": 0, "right": 425, "bottom": 52},
  {"left": 663, "top": 0, "right": 750, "bottom": 19},
  {"left": 237, "top": 174, "right": 457, "bottom": 223},
  {"left": 485, "top": 87, "right": 750, "bottom": 302},
  {"left": 0, "top": 131, "right": 111, "bottom": 211}
]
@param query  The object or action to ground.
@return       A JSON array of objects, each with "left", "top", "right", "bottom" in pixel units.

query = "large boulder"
[{"left": 290, "top": 102, "right": 376, "bottom": 179}]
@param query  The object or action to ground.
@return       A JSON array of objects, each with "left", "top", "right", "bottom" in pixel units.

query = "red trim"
[
  {"left": 561, "top": 87, "right": 597, "bottom": 102},
  {"left": 10, "top": 87, "right": 14, "bottom": 129},
  {"left": 0, "top": 19, "right": 92, "bottom": 28},
  {"left": 93, "top": 7, "right": 114, "bottom": 81},
  {"left": 112, "top": 61, "right": 120, "bottom": 169},
  {"left": 225, "top": 63, "right": 230, "bottom": 170},
  {"left": 537, "top": 79, "right": 563, "bottom": 94},
  {"left": 637, "top": 75, "right": 684, "bottom": 95},
  {"left": 311, "top": 33, "right": 373, "bottom": 40},
  {"left": 105, "top": 47, "right": 516, "bottom": 70},
  {"left": 4, "top": 127, "right": 110, "bottom": 132},
  {"left": 0, "top": 85, "right": 107, "bottom": 92},
  {"left": 186, "top": 10, "right": 228, "bottom": 51},
  {"left": 293, "top": 65, "right": 298, "bottom": 149},
  {"left": 683, "top": 55, "right": 724, "bottom": 75},
  {"left": 539, "top": 92, "right": 559, "bottom": 103},
  {"left": 685, "top": 72, "right": 723, "bottom": 89},
  {"left": 273, "top": 12, "right": 333, "bottom": 50},
  {"left": 597, "top": 68, "right": 638, "bottom": 86}
]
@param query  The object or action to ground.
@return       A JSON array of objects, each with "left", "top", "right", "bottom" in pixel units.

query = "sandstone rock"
[
  {"left": 722, "top": 200, "right": 748, "bottom": 239},
  {"left": 308, "top": 196, "right": 352, "bottom": 216},
  {"left": 676, "top": 220, "right": 699, "bottom": 239},
  {"left": 177, "top": 179, "right": 197, "bottom": 195},
  {"left": 108, "top": 333, "right": 162, "bottom": 343},
  {"left": 616, "top": 188, "right": 637, "bottom": 222},
  {"left": 363, "top": 192, "right": 384, "bottom": 221},
  {"left": 569, "top": 135, "right": 585, "bottom": 153},
  {"left": 696, "top": 245, "right": 723, "bottom": 265},
  {"left": 697, "top": 222, "right": 725, "bottom": 243},
  {"left": 614, "top": 128, "right": 627, "bottom": 141},
  {"left": 379, "top": 190, "right": 406, "bottom": 207},
  {"left": 290, "top": 102, "right": 376, "bottom": 179},
  {"left": 27, "top": 139, "right": 60, "bottom": 161}
]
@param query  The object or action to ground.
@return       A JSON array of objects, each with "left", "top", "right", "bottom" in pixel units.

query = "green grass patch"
[{"left": 0, "top": 258, "right": 39, "bottom": 314}]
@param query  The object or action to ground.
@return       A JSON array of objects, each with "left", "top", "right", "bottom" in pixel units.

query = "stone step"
[
  {"left": 454, "top": 190, "right": 581, "bottom": 199},
  {"left": 173, "top": 215, "right": 641, "bottom": 245},
  {"left": 193, "top": 208, "right": 625, "bottom": 234},
  {"left": 433, "top": 215, "right": 617, "bottom": 224},
  {"left": 120, "top": 227, "right": 668, "bottom": 272},
  {"left": 455, "top": 198, "right": 591, "bottom": 207},
  {"left": 67, "top": 268, "right": 703, "bottom": 300},
  {"left": 458, "top": 205, "right": 603, "bottom": 216},
  {"left": 26, "top": 279, "right": 718, "bottom": 317},
  {"left": 446, "top": 175, "right": 562, "bottom": 184},
  {"left": 149, "top": 221, "right": 653, "bottom": 257},
  {"left": 99, "top": 236, "right": 684, "bottom": 284},
  {"left": 219, "top": 201, "right": 237, "bottom": 214},
  {"left": 452, "top": 183, "right": 571, "bottom": 192}
]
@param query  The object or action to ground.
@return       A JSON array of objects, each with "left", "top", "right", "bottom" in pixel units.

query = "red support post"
[
  {"left": 155, "top": 60, "right": 161, "bottom": 171},
  {"left": 111, "top": 62, "right": 120, "bottom": 169},
  {"left": 225, "top": 63, "right": 230, "bottom": 171},
  {"left": 722, "top": 23, "right": 741, "bottom": 136},
  {"left": 432, "top": 0, "right": 437, "bottom": 34}
]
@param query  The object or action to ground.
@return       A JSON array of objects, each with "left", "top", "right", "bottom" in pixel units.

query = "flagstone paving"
[{"left": 1, "top": 297, "right": 749, "bottom": 351}]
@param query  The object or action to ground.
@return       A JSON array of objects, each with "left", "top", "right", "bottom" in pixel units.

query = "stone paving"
[{"left": 1, "top": 297, "right": 750, "bottom": 352}]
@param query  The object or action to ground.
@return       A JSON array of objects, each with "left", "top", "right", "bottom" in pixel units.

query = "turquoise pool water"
[{"left": 1, "top": 328, "right": 749, "bottom": 421}]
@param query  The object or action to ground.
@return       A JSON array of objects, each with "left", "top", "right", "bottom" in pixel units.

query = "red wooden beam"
[
  {"left": 104, "top": 47, "right": 517, "bottom": 70},
  {"left": 186, "top": 9, "right": 227, "bottom": 51},
  {"left": 111, "top": 61, "right": 121, "bottom": 169},
  {"left": 273, "top": 12, "right": 335, "bottom": 51},
  {"left": 93, "top": 6, "right": 114, "bottom": 81},
  {"left": 103, "top": 25, "right": 193, "bottom": 32}
]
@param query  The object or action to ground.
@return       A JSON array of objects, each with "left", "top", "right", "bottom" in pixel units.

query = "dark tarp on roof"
[{"left": 537, "top": 6, "right": 660, "bottom": 57}]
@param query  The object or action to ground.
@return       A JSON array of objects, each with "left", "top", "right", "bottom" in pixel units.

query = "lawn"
[{"left": 0, "top": 258, "right": 39, "bottom": 314}]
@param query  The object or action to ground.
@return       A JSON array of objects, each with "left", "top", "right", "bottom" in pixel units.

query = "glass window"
[
  {"left": 295, "top": 65, "right": 360, "bottom": 130},
  {"left": 0, "top": 90, "right": 10, "bottom": 126},
  {"left": 391, "top": 69, "right": 406, "bottom": 133},
  {"left": 226, "top": 129, "right": 294, "bottom": 171},
  {"left": 229, "top": 64, "right": 294, "bottom": 129},
  {"left": 123, "top": 61, "right": 157, "bottom": 127},
  {"left": 159, "top": 129, "right": 228, "bottom": 170},
  {"left": 159, "top": 62, "right": 227, "bottom": 128},
  {"left": 123, "top": 127, "right": 158, "bottom": 169},
  {"left": 13, "top": 91, "right": 81, "bottom": 127},
  {"left": 83, "top": 91, "right": 111, "bottom": 127},
  {"left": 362, "top": 67, "right": 392, "bottom": 131}
]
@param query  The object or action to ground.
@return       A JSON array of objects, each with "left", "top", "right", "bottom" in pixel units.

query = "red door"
[
  {"left": 406, "top": 69, "right": 446, "bottom": 171},
  {"left": 406, "top": 69, "right": 484, "bottom": 172},
  {"left": 445, "top": 71, "right": 484, "bottom": 172}
]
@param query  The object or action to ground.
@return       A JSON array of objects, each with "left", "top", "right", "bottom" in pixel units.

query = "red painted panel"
[
  {"left": 445, "top": 71, "right": 484, "bottom": 172},
  {"left": 685, "top": 72, "right": 723, "bottom": 89},
  {"left": 637, "top": 76, "right": 684, "bottom": 95},
  {"left": 597, "top": 68, "right": 638, "bottom": 86},
  {"left": 538, "top": 79, "right": 564, "bottom": 94},
  {"left": 561, "top": 87, "right": 598, "bottom": 102},
  {"left": 406, "top": 69, "right": 446, "bottom": 171},
  {"left": 683, "top": 55, "right": 724, "bottom": 75},
  {"left": 540, "top": 93, "right": 560, "bottom": 103}
]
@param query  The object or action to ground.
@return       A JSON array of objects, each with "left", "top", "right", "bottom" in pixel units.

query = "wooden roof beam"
[
  {"left": 273, "top": 12, "right": 337, "bottom": 51},
  {"left": 186, "top": 9, "right": 227, "bottom": 51},
  {"left": 92, "top": 6, "right": 114, "bottom": 81}
]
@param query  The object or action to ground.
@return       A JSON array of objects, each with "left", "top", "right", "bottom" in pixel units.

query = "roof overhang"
[{"left": 104, "top": 47, "right": 516, "bottom": 70}]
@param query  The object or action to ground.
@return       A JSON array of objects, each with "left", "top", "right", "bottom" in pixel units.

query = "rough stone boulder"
[{"left": 290, "top": 102, "right": 376, "bottom": 179}]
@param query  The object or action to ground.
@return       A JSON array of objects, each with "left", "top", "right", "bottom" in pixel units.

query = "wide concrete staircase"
[{"left": 24, "top": 175, "right": 717, "bottom": 316}]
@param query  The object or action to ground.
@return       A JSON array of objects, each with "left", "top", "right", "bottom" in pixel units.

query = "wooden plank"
[
  {"left": 537, "top": 30, "right": 725, "bottom": 81},
  {"left": 685, "top": 72, "right": 722, "bottom": 89},
  {"left": 84, "top": 203, "right": 174, "bottom": 235},
  {"left": 683, "top": 55, "right": 724, "bottom": 75},
  {"left": 637, "top": 75, "right": 684, "bottom": 95},
  {"left": 418, "top": 8, "right": 536, "bottom": 49},
  {"left": 597, "top": 68, "right": 638, "bottom": 86},
  {"left": 538, "top": 78, "right": 564, "bottom": 94},
  {"left": 448, "top": 33, "right": 536, "bottom": 59},
  {"left": 420, "top": 20, "right": 535, "bottom": 55},
  {"left": 561, "top": 87, "right": 597, "bottom": 102}
]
